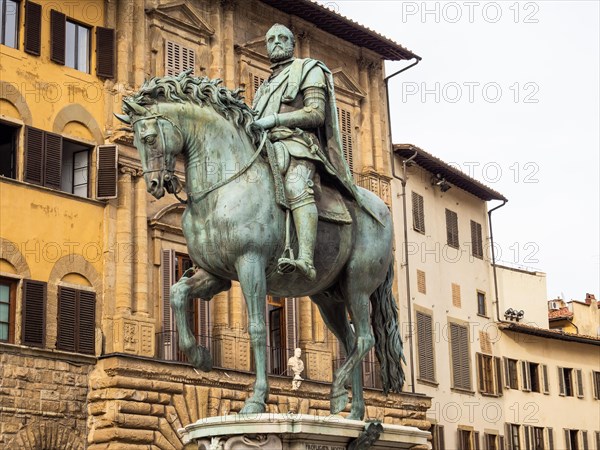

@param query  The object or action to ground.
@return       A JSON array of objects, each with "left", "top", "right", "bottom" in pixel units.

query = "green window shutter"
[
  {"left": 50, "top": 9, "right": 66, "bottom": 65},
  {"left": 24, "top": 1, "right": 42, "bottom": 55},
  {"left": 22, "top": 280, "right": 46, "bottom": 347}
]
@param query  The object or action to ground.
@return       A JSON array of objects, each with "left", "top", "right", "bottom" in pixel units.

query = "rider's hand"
[{"left": 252, "top": 115, "right": 277, "bottom": 130}]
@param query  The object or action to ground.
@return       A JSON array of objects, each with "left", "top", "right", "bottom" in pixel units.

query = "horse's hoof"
[
  {"left": 330, "top": 390, "right": 349, "bottom": 415},
  {"left": 240, "top": 400, "right": 266, "bottom": 414},
  {"left": 190, "top": 346, "right": 213, "bottom": 372}
]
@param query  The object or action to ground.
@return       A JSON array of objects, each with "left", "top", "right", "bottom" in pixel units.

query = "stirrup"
[{"left": 277, "top": 258, "right": 316, "bottom": 280}]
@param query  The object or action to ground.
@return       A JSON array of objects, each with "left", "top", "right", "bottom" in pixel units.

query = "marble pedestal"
[{"left": 180, "top": 413, "right": 430, "bottom": 450}]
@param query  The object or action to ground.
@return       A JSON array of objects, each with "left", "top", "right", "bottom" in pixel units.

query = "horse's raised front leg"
[
  {"left": 236, "top": 256, "right": 268, "bottom": 414},
  {"left": 171, "top": 268, "right": 231, "bottom": 371},
  {"left": 311, "top": 294, "right": 365, "bottom": 421}
]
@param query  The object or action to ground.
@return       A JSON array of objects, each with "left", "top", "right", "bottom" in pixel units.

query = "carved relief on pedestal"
[
  {"left": 198, "top": 435, "right": 282, "bottom": 450},
  {"left": 123, "top": 321, "right": 138, "bottom": 352}
]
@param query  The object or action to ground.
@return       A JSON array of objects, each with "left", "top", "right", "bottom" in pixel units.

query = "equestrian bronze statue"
[{"left": 116, "top": 24, "right": 405, "bottom": 421}]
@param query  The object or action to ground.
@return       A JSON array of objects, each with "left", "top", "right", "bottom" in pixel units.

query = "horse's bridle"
[{"left": 132, "top": 113, "right": 187, "bottom": 203}]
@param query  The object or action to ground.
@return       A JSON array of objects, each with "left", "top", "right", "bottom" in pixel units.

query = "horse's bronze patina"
[{"left": 116, "top": 73, "right": 405, "bottom": 420}]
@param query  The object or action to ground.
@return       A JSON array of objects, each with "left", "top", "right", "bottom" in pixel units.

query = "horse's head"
[{"left": 115, "top": 99, "right": 185, "bottom": 199}]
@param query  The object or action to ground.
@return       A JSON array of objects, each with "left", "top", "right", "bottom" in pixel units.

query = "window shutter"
[
  {"left": 165, "top": 40, "right": 195, "bottom": 76},
  {"left": 285, "top": 297, "right": 297, "bottom": 361},
  {"left": 547, "top": 428, "right": 554, "bottom": 450},
  {"left": 452, "top": 283, "right": 461, "bottom": 308},
  {"left": 593, "top": 372, "right": 600, "bottom": 399},
  {"left": 249, "top": 72, "right": 266, "bottom": 107},
  {"left": 336, "top": 107, "right": 354, "bottom": 172},
  {"left": 57, "top": 287, "right": 77, "bottom": 352},
  {"left": 446, "top": 209, "right": 459, "bottom": 248},
  {"left": 476, "top": 353, "right": 485, "bottom": 392},
  {"left": 451, "top": 323, "right": 471, "bottom": 390},
  {"left": 524, "top": 426, "right": 531, "bottom": 450},
  {"left": 471, "top": 220, "right": 483, "bottom": 258},
  {"left": 161, "top": 250, "right": 175, "bottom": 356},
  {"left": 416, "top": 311, "right": 435, "bottom": 382},
  {"left": 582, "top": 431, "right": 588, "bottom": 450},
  {"left": 541, "top": 364, "right": 549, "bottom": 394},
  {"left": 558, "top": 367, "right": 565, "bottom": 396},
  {"left": 594, "top": 432, "right": 599, "bottom": 450},
  {"left": 475, "top": 431, "right": 480, "bottom": 450},
  {"left": 24, "top": 1, "right": 42, "bottom": 55},
  {"left": 575, "top": 369, "right": 584, "bottom": 398},
  {"left": 417, "top": 270, "right": 426, "bottom": 294},
  {"left": 44, "top": 132, "right": 63, "bottom": 190},
  {"left": 96, "top": 145, "right": 118, "bottom": 199},
  {"left": 412, "top": 192, "right": 425, "bottom": 232},
  {"left": 24, "top": 126, "right": 44, "bottom": 185},
  {"left": 198, "top": 299, "right": 210, "bottom": 348},
  {"left": 50, "top": 9, "right": 66, "bottom": 65},
  {"left": 96, "top": 27, "right": 116, "bottom": 78},
  {"left": 505, "top": 424, "right": 512, "bottom": 450},
  {"left": 22, "top": 280, "right": 46, "bottom": 347},
  {"left": 564, "top": 430, "right": 572, "bottom": 450},
  {"left": 499, "top": 435, "right": 504, "bottom": 450},
  {"left": 503, "top": 357, "right": 511, "bottom": 389},
  {"left": 494, "top": 357, "right": 503, "bottom": 395},
  {"left": 521, "top": 361, "right": 531, "bottom": 392},
  {"left": 78, "top": 290, "right": 96, "bottom": 355}
]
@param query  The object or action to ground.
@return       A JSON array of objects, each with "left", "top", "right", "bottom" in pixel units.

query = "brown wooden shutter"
[
  {"left": 412, "top": 191, "right": 425, "bottom": 232},
  {"left": 96, "top": 27, "right": 116, "bottom": 78},
  {"left": 593, "top": 372, "right": 600, "bottom": 399},
  {"left": 24, "top": 126, "right": 44, "bottom": 185},
  {"left": 24, "top": 1, "right": 42, "bottom": 55},
  {"left": 575, "top": 369, "right": 584, "bottom": 398},
  {"left": 198, "top": 300, "right": 210, "bottom": 348},
  {"left": 22, "top": 280, "right": 46, "bottom": 347},
  {"left": 452, "top": 283, "right": 462, "bottom": 308},
  {"left": 565, "top": 430, "right": 572, "bottom": 450},
  {"left": 249, "top": 72, "right": 266, "bottom": 107},
  {"left": 471, "top": 220, "right": 483, "bottom": 258},
  {"left": 476, "top": 353, "right": 485, "bottom": 392},
  {"left": 96, "top": 145, "right": 118, "bottom": 199},
  {"left": 78, "top": 290, "right": 96, "bottom": 355},
  {"left": 416, "top": 311, "right": 435, "bottom": 382},
  {"left": 165, "top": 40, "right": 195, "bottom": 76},
  {"left": 336, "top": 107, "right": 354, "bottom": 172},
  {"left": 594, "top": 432, "right": 599, "bottom": 450},
  {"left": 285, "top": 297, "right": 297, "bottom": 361},
  {"left": 451, "top": 323, "right": 471, "bottom": 390},
  {"left": 582, "top": 431, "right": 588, "bottom": 450},
  {"left": 50, "top": 10, "right": 66, "bottom": 65},
  {"left": 475, "top": 432, "right": 480, "bottom": 450},
  {"left": 57, "top": 287, "right": 77, "bottom": 352},
  {"left": 494, "top": 357, "right": 503, "bottom": 395},
  {"left": 161, "top": 250, "right": 175, "bottom": 355},
  {"left": 446, "top": 209, "right": 459, "bottom": 248},
  {"left": 521, "top": 361, "right": 531, "bottom": 392},
  {"left": 541, "top": 364, "right": 549, "bottom": 394},
  {"left": 547, "top": 429, "right": 554, "bottom": 450},
  {"left": 505, "top": 424, "right": 512, "bottom": 450},
  {"left": 558, "top": 367, "right": 565, "bottom": 396},
  {"left": 524, "top": 426, "right": 531, "bottom": 450},
  {"left": 44, "top": 132, "right": 63, "bottom": 190},
  {"left": 417, "top": 270, "right": 426, "bottom": 294}
]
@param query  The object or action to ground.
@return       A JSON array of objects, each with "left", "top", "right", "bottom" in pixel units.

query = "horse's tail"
[{"left": 370, "top": 260, "right": 405, "bottom": 394}]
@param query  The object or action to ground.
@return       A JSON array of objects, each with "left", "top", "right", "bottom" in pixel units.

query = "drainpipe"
[
  {"left": 384, "top": 57, "right": 421, "bottom": 393},
  {"left": 488, "top": 200, "right": 507, "bottom": 323}
]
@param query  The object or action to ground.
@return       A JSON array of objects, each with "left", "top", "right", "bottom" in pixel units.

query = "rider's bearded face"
[{"left": 266, "top": 25, "right": 294, "bottom": 63}]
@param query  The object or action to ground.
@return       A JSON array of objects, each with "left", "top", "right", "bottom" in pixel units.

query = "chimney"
[{"left": 585, "top": 293, "right": 596, "bottom": 305}]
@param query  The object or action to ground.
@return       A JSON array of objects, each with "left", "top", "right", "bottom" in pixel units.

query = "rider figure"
[{"left": 252, "top": 24, "right": 361, "bottom": 281}]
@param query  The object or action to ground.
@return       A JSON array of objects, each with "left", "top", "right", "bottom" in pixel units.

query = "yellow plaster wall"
[
  {"left": 0, "top": 182, "right": 104, "bottom": 281},
  {"left": 0, "top": 0, "right": 107, "bottom": 133}
]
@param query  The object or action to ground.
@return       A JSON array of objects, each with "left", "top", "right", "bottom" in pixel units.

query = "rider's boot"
[{"left": 278, "top": 202, "right": 318, "bottom": 281}]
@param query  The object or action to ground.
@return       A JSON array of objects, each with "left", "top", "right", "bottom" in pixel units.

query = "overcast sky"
[{"left": 319, "top": 1, "right": 600, "bottom": 302}]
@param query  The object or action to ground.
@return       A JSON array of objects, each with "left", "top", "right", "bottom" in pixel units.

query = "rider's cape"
[{"left": 253, "top": 58, "right": 379, "bottom": 222}]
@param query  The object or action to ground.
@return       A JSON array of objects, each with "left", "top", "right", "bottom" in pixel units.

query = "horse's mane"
[{"left": 126, "top": 70, "right": 261, "bottom": 145}]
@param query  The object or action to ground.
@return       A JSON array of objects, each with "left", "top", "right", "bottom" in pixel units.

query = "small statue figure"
[{"left": 287, "top": 348, "right": 305, "bottom": 390}]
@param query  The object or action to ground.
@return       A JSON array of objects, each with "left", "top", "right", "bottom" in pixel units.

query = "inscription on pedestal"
[{"left": 306, "top": 445, "right": 345, "bottom": 450}]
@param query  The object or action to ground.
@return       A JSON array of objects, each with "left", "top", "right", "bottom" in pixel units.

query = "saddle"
[{"left": 264, "top": 139, "right": 352, "bottom": 225}]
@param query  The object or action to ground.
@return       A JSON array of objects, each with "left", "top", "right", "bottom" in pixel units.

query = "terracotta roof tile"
[{"left": 548, "top": 307, "right": 573, "bottom": 320}]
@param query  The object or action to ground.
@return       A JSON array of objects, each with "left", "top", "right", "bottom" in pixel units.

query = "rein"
[{"left": 186, "top": 131, "right": 268, "bottom": 204}]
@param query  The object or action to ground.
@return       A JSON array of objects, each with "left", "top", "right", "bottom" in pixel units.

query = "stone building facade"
[{"left": 0, "top": 1, "right": 430, "bottom": 449}]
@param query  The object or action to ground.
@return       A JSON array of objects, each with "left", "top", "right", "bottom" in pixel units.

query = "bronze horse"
[{"left": 116, "top": 73, "right": 405, "bottom": 420}]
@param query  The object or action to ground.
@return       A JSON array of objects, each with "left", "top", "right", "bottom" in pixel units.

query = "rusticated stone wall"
[
  {"left": 87, "top": 355, "right": 431, "bottom": 450},
  {"left": 0, "top": 344, "right": 95, "bottom": 449}
]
